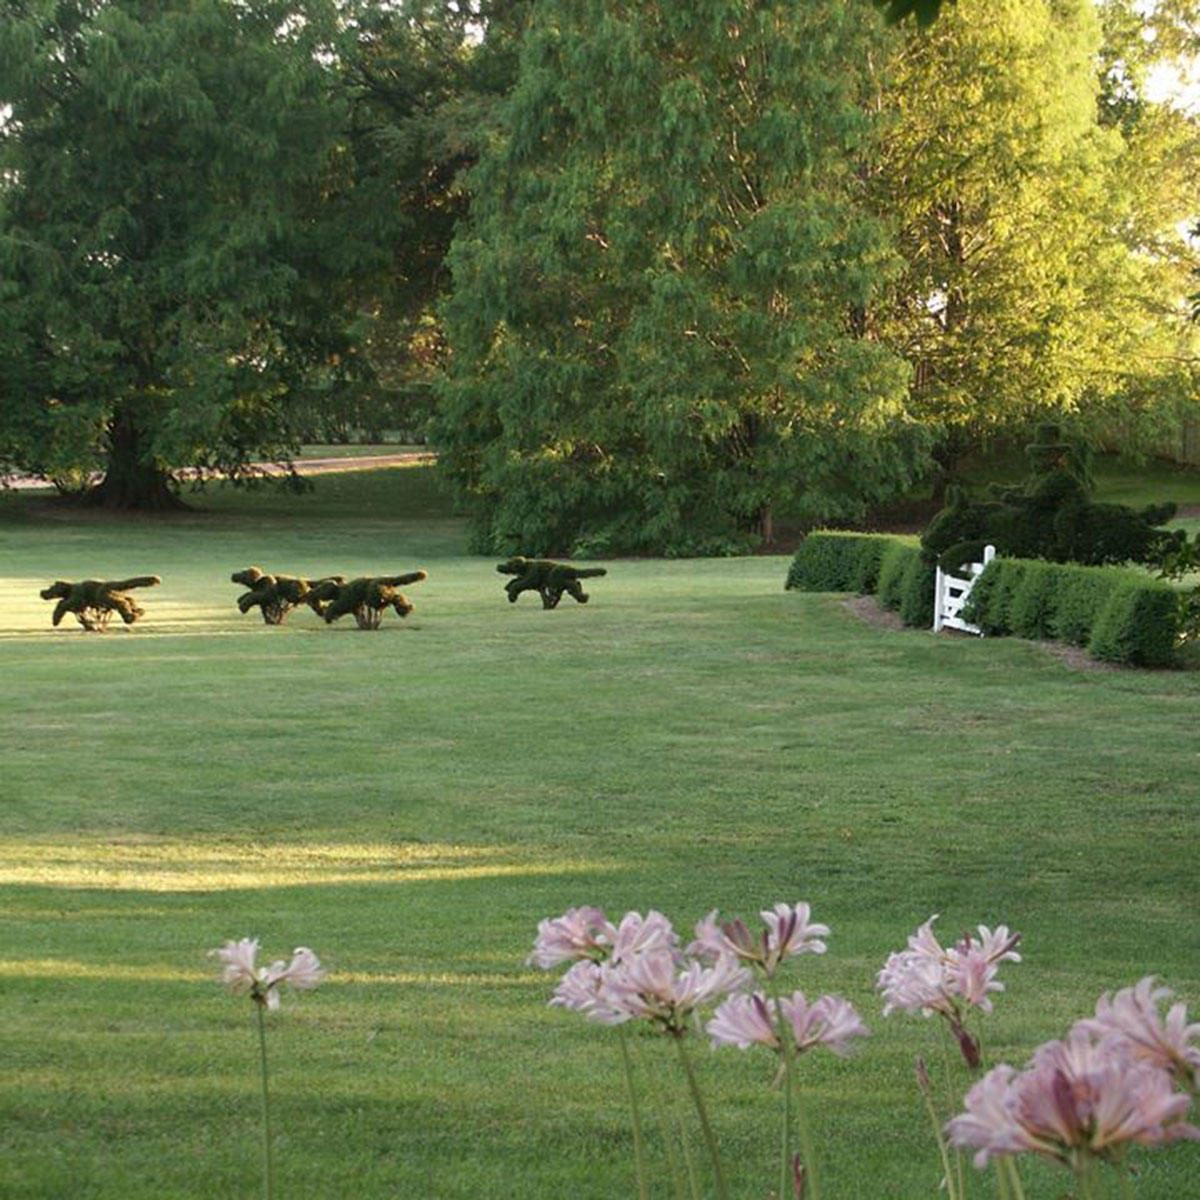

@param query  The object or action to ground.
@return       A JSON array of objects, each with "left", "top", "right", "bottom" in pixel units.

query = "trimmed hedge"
[
  {"left": 1051, "top": 568, "right": 1127, "bottom": 648},
  {"left": 788, "top": 532, "right": 1181, "bottom": 666},
  {"left": 786, "top": 533, "right": 933, "bottom": 629},
  {"left": 964, "top": 558, "right": 1180, "bottom": 667},
  {"left": 876, "top": 542, "right": 915, "bottom": 613},
  {"left": 897, "top": 552, "right": 936, "bottom": 628},
  {"left": 1089, "top": 583, "right": 1180, "bottom": 667},
  {"left": 848, "top": 537, "right": 892, "bottom": 595},
  {"left": 1009, "top": 562, "right": 1069, "bottom": 641},
  {"left": 785, "top": 532, "right": 895, "bottom": 593}
]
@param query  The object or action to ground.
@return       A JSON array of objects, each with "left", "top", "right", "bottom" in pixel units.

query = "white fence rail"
[{"left": 933, "top": 545, "right": 996, "bottom": 635}]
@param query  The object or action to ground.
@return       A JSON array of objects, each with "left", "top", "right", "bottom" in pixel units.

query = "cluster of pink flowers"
[
  {"left": 948, "top": 978, "right": 1200, "bottom": 1170},
  {"left": 707, "top": 990, "right": 869, "bottom": 1057},
  {"left": 878, "top": 915, "right": 1022, "bottom": 1018},
  {"left": 689, "top": 903, "right": 829, "bottom": 977},
  {"left": 211, "top": 937, "right": 325, "bottom": 1010},
  {"left": 876, "top": 915, "right": 1021, "bottom": 1066},
  {"left": 530, "top": 903, "right": 868, "bottom": 1057}
]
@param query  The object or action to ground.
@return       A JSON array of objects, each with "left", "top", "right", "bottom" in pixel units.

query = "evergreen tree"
[
  {"left": 435, "top": 0, "right": 928, "bottom": 556},
  {"left": 0, "top": 0, "right": 381, "bottom": 507}
]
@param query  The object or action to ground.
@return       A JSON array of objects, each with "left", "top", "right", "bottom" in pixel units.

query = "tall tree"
[
  {"left": 870, "top": 0, "right": 1200, "bottom": 484},
  {"left": 0, "top": 0, "right": 380, "bottom": 507},
  {"left": 324, "top": 0, "right": 529, "bottom": 439},
  {"left": 434, "top": 0, "right": 929, "bottom": 556}
]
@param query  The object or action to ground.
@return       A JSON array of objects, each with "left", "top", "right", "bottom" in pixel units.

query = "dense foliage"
[
  {"left": 872, "top": 0, "right": 1200, "bottom": 479},
  {"left": 964, "top": 557, "right": 1181, "bottom": 666},
  {"left": 1, "top": 0, "right": 1196, "bottom": 530},
  {"left": 785, "top": 531, "right": 934, "bottom": 627},
  {"left": 434, "top": 0, "right": 1200, "bottom": 554},
  {"left": 0, "top": 0, "right": 386, "bottom": 506},
  {"left": 920, "top": 425, "right": 1184, "bottom": 570},
  {"left": 434, "top": 0, "right": 929, "bottom": 556}
]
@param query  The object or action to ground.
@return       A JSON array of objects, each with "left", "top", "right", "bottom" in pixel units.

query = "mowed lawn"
[{"left": 1, "top": 466, "right": 1198, "bottom": 1199}]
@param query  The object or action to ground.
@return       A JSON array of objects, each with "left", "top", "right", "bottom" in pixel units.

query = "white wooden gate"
[{"left": 933, "top": 545, "right": 996, "bottom": 635}]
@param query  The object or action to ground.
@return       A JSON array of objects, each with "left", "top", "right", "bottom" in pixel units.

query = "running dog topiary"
[
  {"left": 40, "top": 576, "right": 161, "bottom": 631},
  {"left": 321, "top": 571, "right": 428, "bottom": 629},
  {"left": 496, "top": 557, "right": 608, "bottom": 608},
  {"left": 922, "top": 425, "right": 1183, "bottom": 571},
  {"left": 231, "top": 567, "right": 347, "bottom": 625}
]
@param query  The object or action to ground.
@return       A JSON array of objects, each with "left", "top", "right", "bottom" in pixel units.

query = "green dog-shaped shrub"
[
  {"left": 320, "top": 572, "right": 428, "bottom": 628},
  {"left": 496, "top": 557, "right": 607, "bottom": 608},
  {"left": 40, "top": 576, "right": 161, "bottom": 631},
  {"left": 231, "top": 567, "right": 347, "bottom": 625}
]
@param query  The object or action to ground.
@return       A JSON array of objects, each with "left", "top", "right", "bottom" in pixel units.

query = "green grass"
[{"left": 2, "top": 467, "right": 1199, "bottom": 1199}]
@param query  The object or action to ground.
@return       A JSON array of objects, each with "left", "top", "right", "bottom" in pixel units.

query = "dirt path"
[{"left": 2, "top": 451, "right": 435, "bottom": 491}]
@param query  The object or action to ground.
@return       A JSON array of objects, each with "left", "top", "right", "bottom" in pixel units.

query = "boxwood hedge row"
[
  {"left": 787, "top": 531, "right": 1181, "bottom": 667},
  {"left": 785, "top": 532, "right": 933, "bottom": 630},
  {"left": 963, "top": 557, "right": 1181, "bottom": 667}
]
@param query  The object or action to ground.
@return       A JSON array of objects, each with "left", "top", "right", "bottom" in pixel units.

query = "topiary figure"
[
  {"left": 299, "top": 575, "right": 349, "bottom": 618},
  {"left": 921, "top": 425, "right": 1183, "bottom": 571},
  {"left": 40, "top": 576, "right": 161, "bottom": 631},
  {"left": 496, "top": 557, "right": 608, "bottom": 608},
  {"left": 321, "top": 571, "right": 428, "bottom": 629},
  {"left": 230, "top": 567, "right": 347, "bottom": 625}
]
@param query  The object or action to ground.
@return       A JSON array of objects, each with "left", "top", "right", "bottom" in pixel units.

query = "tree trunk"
[
  {"left": 759, "top": 504, "right": 774, "bottom": 546},
  {"left": 83, "top": 406, "right": 186, "bottom": 511},
  {"left": 929, "top": 426, "right": 973, "bottom": 506}
]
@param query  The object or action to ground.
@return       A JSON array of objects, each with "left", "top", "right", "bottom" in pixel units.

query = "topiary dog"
[
  {"left": 40, "top": 576, "right": 161, "bottom": 631},
  {"left": 231, "top": 567, "right": 347, "bottom": 625},
  {"left": 496, "top": 557, "right": 607, "bottom": 608},
  {"left": 321, "top": 571, "right": 428, "bottom": 629}
]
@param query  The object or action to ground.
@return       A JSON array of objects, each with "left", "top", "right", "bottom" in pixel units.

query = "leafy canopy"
[
  {"left": 0, "top": 0, "right": 379, "bottom": 506},
  {"left": 435, "top": 0, "right": 930, "bottom": 556}
]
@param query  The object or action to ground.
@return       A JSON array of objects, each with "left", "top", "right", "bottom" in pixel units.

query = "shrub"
[
  {"left": 962, "top": 559, "right": 1029, "bottom": 636},
  {"left": 1050, "top": 567, "right": 1131, "bottom": 647},
  {"left": 898, "top": 554, "right": 936, "bottom": 628},
  {"left": 847, "top": 537, "right": 893, "bottom": 595},
  {"left": 964, "top": 556, "right": 1179, "bottom": 666},
  {"left": 1009, "top": 562, "right": 1070, "bottom": 641},
  {"left": 961, "top": 562, "right": 1004, "bottom": 635},
  {"left": 785, "top": 532, "right": 894, "bottom": 593},
  {"left": 1089, "top": 582, "right": 1180, "bottom": 667},
  {"left": 877, "top": 543, "right": 918, "bottom": 612}
]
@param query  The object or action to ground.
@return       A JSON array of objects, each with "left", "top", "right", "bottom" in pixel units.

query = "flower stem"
[
  {"left": 1116, "top": 1158, "right": 1136, "bottom": 1200},
  {"left": 916, "top": 1065, "right": 958, "bottom": 1200},
  {"left": 618, "top": 1026, "right": 650, "bottom": 1200},
  {"left": 766, "top": 976, "right": 795, "bottom": 1200},
  {"left": 1001, "top": 1157, "right": 1026, "bottom": 1200},
  {"left": 256, "top": 1002, "right": 273, "bottom": 1200},
  {"left": 938, "top": 1024, "right": 966, "bottom": 1199},
  {"left": 674, "top": 1035, "right": 729, "bottom": 1200},
  {"left": 675, "top": 1103, "right": 702, "bottom": 1200},
  {"left": 639, "top": 1040, "right": 691, "bottom": 1200},
  {"left": 1070, "top": 1151, "right": 1101, "bottom": 1200}
]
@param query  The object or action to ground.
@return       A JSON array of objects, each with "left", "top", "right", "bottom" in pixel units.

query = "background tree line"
[{"left": 1, "top": 0, "right": 1197, "bottom": 548}]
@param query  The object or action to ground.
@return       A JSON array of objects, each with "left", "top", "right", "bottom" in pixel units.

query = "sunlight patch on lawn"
[
  {"left": 0, "top": 959, "right": 545, "bottom": 988},
  {"left": 0, "top": 839, "right": 615, "bottom": 892}
]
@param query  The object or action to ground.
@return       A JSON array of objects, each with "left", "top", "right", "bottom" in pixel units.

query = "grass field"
[{"left": 2, "top": 464, "right": 1199, "bottom": 1199}]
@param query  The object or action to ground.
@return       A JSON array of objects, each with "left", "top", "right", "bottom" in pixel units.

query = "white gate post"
[{"left": 932, "top": 544, "right": 997, "bottom": 636}]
